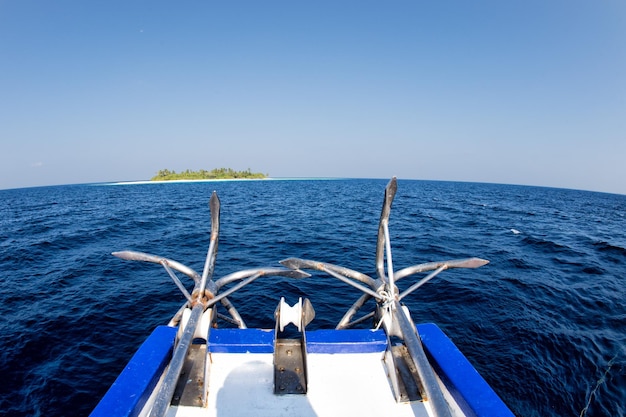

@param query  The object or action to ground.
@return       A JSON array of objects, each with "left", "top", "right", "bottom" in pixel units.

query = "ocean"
[{"left": 0, "top": 178, "right": 624, "bottom": 417}]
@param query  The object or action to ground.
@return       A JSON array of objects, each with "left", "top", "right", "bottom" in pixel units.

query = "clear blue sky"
[{"left": 1, "top": 1, "right": 625, "bottom": 194}]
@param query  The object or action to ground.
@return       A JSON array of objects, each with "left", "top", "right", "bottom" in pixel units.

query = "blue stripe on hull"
[
  {"left": 418, "top": 323, "right": 515, "bottom": 417},
  {"left": 89, "top": 326, "right": 177, "bottom": 417},
  {"left": 208, "top": 328, "right": 388, "bottom": 353}
]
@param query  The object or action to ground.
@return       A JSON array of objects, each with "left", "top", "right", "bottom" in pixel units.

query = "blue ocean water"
[{"left": 0, "top": 178, "right": 624, "bottom": 417}]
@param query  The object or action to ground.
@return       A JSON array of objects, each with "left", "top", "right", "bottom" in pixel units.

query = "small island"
[{"left": 151, "top": 168, "right": 267, "bottom": 181}]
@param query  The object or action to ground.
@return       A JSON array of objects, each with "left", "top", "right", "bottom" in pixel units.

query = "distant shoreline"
[
  {"left": 105, "top": 177, "right": 344, "bottom": 186},
  {"left": 108, "top": 178, "right": 273, "bottom": 186},
  {"left": 150, "top": 168, "right": 267, "bottom": 181}
]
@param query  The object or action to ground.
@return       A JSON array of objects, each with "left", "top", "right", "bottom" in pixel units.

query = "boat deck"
[
  {"left": 168, "top": 351, "right": 435, "bottom": 417},
  {"left": 92, "top": 325, "right": 513, "bottom": 417},
  {"left": 163, "top": 327, "right": 465, "bottom": 417}
]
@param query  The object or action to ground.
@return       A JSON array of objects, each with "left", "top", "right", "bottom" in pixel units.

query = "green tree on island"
[{"left": 151, "top": 168, "right": 267, "bottom": 181}]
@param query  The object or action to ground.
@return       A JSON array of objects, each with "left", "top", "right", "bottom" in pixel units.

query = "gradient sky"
[{"left": 1, "top": 1, "right": 625, "bottom": 194}]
